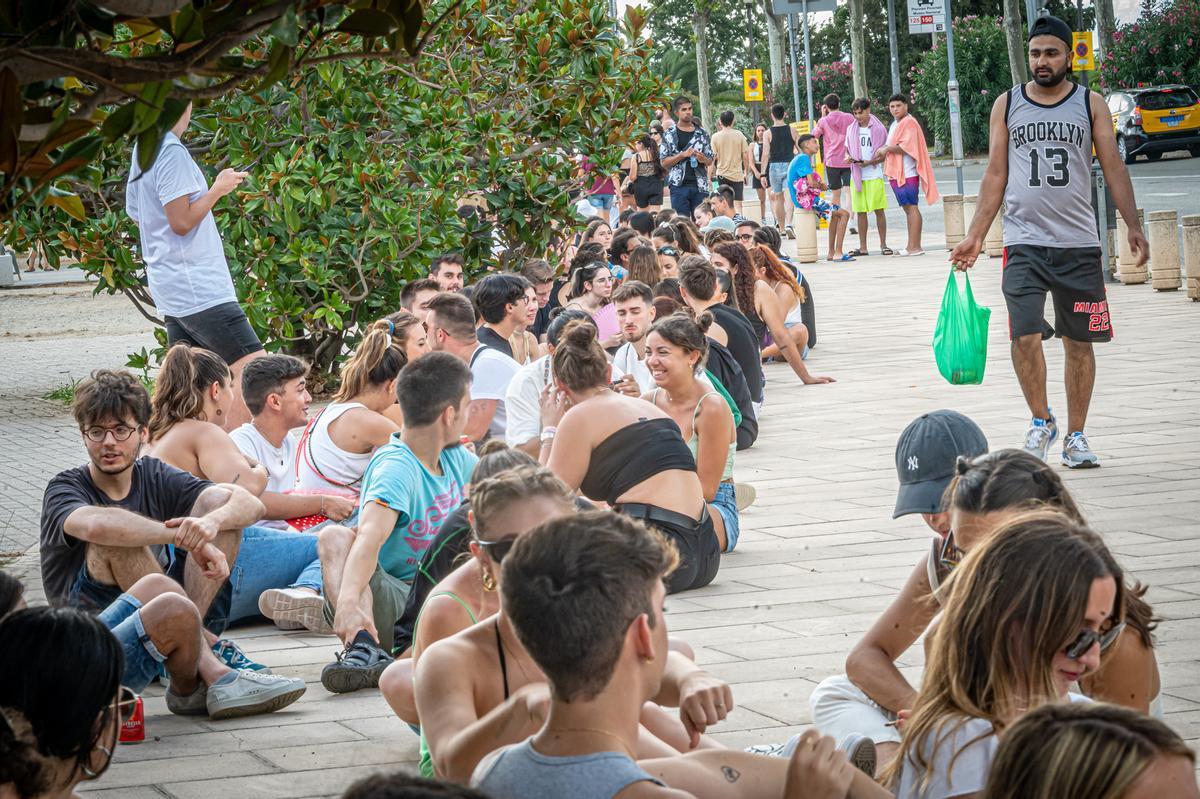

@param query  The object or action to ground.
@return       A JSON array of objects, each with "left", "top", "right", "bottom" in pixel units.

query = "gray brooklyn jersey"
[{"left": 1003, "top": 83, "right": 1101, "bottom": 248}]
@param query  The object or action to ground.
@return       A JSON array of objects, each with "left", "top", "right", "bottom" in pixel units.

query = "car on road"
[{"left": 1106, "top": 84, "right": 1200, "bottom": 164}]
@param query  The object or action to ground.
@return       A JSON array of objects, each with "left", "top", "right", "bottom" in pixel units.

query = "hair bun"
[
  {"left": 955, "top": 455, "right": 971, "bottom": 475},
  {"left": 562, "top": 319, "right": 598, "bottom": 348},
  {"left": 695, "top": 310, "right": 714, "bottom": 335}
]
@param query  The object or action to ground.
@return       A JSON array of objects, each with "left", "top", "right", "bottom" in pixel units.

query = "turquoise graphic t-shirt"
[{"left": 359, "top": 434, "right": 478, "bottom": 582}]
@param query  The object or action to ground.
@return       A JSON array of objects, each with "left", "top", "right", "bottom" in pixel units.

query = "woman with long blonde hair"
[
  {"left": 882, "top": 510, "right": 1127, "bottom": 798},
  {"left": 981, "top": 703, "right": 1198, "bottom": 799}
]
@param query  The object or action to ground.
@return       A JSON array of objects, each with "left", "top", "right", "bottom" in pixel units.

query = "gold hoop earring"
[{"left": 481, "top": 569, "right": 497, "bottom": 592}]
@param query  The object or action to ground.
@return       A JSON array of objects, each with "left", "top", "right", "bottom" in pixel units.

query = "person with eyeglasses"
[
  {"left": 878, "top": 511, "right": 1131, "bottom": 798},
  {"left": 809, "top": 414, "right": 1161, "bottom": 777},
  {"left": 39, "top": 369, "right": 263, "bottom": 642},
  {"left": 413, "top": 470, "right": 729, "bottom": 784}
]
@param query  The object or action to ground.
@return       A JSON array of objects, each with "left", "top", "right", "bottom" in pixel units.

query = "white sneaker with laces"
[
  {"left": 1061, "top": 431, "right": 1100, "bottom": 469},
  {"left": 206, "top": 670, "right": 307, "bottom": 720},
  {"left": 1022, "top": 414, "right": 1059, "bottom": 463}
]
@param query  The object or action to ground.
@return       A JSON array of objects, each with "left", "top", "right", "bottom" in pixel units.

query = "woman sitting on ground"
[
  {"left": 812, "top": 448, "right": 1162, "bottom": 775},
  {"left": 539, "top": 320, "right": 720, "bottom": 593},
  {"left": 294, "top": 325, "right": 402, "bottom": 497},
  {"left": 751, "top": 245, "right": 810, "bottom": 361},
  {"left": 508, "top": 282, "right": 541, "bottom": 365},
  {"left": 710, "top": 242, "right": 833, "bottom": 385},
  {"left": 145, "top": 344, "right": 322, "bottom": 630},
  {"left": 412, "top": 466, "right": 724, "bottom": 783},
  {"left": 880, "top": 510, "right": 1128, "bottom": 798},
  {"left": 656, "top": 245, "right": 680, "bottom": 279},
  {"left": 580, "top": 216, "right": 613, "bottom": 253},
  {"left": 564, "top": 259, "right": 620, "bottom": 349},
  {"left": 643, "top": 313, "right": 740, "bottom": 553},
  {"left": 754, "top": 226, "right": 817, "bottom": 349},
  {"left": 0, "top": 607, "right": 132, "bottom": 797},
  {"left": 703, "top": 228, "right": 734, "bottom": 250},
  {"left": 981, "top": 703, "right": 1199, "bottom": 799},
  {"left": 669, "top": 218, "right": 702, "bottom": 256},
  {"left": 377, "top": 312, "right": 429, "bottom": 428}
]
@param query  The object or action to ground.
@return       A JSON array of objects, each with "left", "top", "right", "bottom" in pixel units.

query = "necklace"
[
  {"left": 495, "top": 619, "right": 537, "bottom": 685},
  {"left": 550, "top": 727, "right": 636, "bottom": 760}
]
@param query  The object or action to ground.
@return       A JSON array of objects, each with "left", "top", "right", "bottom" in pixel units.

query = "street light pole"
[
  {"left": 944, "top": 0, "right": 965, "bottom": 194},
  {"left": 801, "top": 0, "right": 815, "bottom": 123},
  {"left": 886, "top": 0, "right": 901, "bottom": 94},
  {"left": 746, "top": 0, "right": 759, "bottom": 127}
]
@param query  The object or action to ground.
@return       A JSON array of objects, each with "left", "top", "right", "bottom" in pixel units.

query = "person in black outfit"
[
  {"left": 472, "top": 273, "right": 531, "bottom": 358},
  {"left": 761, "top": 103, "right": 798, "bottom": 239}
]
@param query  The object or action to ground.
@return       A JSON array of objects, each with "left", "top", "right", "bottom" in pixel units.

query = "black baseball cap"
[
  {"left": 1029, "top": 15, "right": 1073, "bottom": 50},
  {"left": 893, "top": 410, "right": 989, "bottom": 518}
]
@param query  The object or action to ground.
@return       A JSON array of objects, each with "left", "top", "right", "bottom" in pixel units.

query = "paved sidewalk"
[{"left": 2, "top": 246, "right": 1197, "bottom": 797}]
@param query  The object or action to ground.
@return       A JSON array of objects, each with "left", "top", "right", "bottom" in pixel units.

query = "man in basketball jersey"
[{"left": 950, "top": 15, "right": 1147, "bottom": 469}]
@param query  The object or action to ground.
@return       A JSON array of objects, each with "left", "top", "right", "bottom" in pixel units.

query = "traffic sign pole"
[
  {"left": 945, "top": 0, "right": 964, "bottom": 195},
  {"left": 786, "top": 13, "right": 803, "bottom": 122},
  {"left": 802, "top": 0, "right": 815, "bottom": 124}
]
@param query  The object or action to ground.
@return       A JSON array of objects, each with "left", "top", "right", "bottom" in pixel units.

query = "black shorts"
[
  {"left": 717, "top": 176, "right": 744, "bottom": 201},
  {"left": 614, "top": 503, "right": 720, "bottom": 594},
  {"left": 632, "top": 177, "right": 664, "bottom": 208},
  {"left": 165, "top": 301, "right": 264, "bottom": 364},
  {"left": 826, "top": 166, "right": 852, "bottom": 191},
  {"left": 1002, "top": 245, "right": 1112, "bottom": 342}
]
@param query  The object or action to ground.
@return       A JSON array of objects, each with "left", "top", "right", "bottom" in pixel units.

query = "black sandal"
[
  {"left": 847, "top": 249, "right": 868, "bottom": 257},
  {"left": 881, "top": 247, "right": 896, "bottom": 255}
]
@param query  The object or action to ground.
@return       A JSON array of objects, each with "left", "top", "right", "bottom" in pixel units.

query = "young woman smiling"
[
  {"left": 642, "top": 312, "right": 740, "bottom": 553},
  {"left": 882, "top": 510, "right": 1127, "bottom": 799}
]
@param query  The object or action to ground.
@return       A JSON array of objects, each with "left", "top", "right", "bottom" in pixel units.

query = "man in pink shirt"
[{"left": 811, "top": 94, "right": 857, "bottom": 210}]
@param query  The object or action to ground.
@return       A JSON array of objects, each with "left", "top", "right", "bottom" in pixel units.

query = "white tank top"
[{"left": 294, "top": 402, "right": 376, "bottom": 492}]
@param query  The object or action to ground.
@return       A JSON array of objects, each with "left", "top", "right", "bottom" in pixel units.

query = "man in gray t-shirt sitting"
[{"left": 473, "top": 512, "right": 892, "bottom": 799}]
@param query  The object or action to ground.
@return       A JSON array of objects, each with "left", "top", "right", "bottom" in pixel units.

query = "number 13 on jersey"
[{"left": 1028, "top": 147, "right": 1070, "bottom": 187}]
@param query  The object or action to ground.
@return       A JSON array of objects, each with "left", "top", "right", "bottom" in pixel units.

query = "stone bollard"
[
  {"left": 944, "top": 195, "right": 965, "bottom": 251},
  {"left": 1183, "top": 215, "right": 1200, "bottom": 301},
  {"left": 1148, "top": 210, "right": 1181, "bottom": 291},
  {"left": 795, "top": 210, "right": 818, "bottom": 263},
  {"left": 985, "top": 205, "right": 1004, "bottom": 257},
  {"left": 1117, "top": 208, "right": 1148, "bottom": 284}
]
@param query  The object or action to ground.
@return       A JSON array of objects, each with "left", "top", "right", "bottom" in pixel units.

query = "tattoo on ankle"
[{"left": 721, "top": 766, "right": 740, "bottom": 783}]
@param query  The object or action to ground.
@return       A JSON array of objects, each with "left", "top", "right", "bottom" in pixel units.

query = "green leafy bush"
[
  {"left": 909, "top": 16, "right": 1013, "bottom": 154},
  {"left": 1099, "top": 0, "right": 1200, "bottom": 90}
]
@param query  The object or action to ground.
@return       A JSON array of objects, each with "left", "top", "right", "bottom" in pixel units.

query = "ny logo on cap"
[{"left": 907, "top": 455, "right": 919, "bottom": 471}]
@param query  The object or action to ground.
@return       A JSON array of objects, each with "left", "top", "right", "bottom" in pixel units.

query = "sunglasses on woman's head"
[
  {"left": 476, "top": 535, "right": 519, "bottom": 563},
  {"left": 1064, "top": 621, "right": 1126, "bottom": 660}
]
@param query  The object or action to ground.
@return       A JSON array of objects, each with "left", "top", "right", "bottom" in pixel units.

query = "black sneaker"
[{"left": 320, "top": 640, "right": 393, "bottom": 694}]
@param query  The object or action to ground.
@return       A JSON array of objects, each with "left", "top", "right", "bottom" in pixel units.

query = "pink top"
[{"left": 812, "top": 110, "right": 856, "bottom": 169}]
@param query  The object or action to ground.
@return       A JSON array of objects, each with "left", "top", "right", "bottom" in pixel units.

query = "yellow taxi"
[{"left": 1106, "top": 84, "right": 1200, "bottom": 164}]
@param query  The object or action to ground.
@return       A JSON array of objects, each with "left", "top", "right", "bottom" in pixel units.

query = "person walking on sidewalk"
[
  {"left": 710, "top": 110, "right": 749, "bottom": 215},
  {"left": 658, "top": 96, "right": 714, "bottom": 221},
  {"left": 760, "top": 104, "right": 798, "bottom": 238},
  {"left": 875, "top": 94, "right": 939, "bottom": 256},
  {"left": 950, "top": 15, "right": 1148, "bottom": 469},
  {"left": 125, "top": 102, "right": 265, "bottom": 429}
]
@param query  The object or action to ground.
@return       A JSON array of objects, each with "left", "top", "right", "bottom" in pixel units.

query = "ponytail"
[
  {"left": 334, "top": 326, "right": 406, "bottom": 402},
  {"left": 148, "top": 344, "right": 229, "bottom": 441}
]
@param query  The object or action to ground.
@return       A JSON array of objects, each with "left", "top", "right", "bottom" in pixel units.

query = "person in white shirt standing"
[
  {"left": 125, "top": 102, "right": 264, "bottom": 429},
  {"left": 844, "top": 98, "right": 893, "bottom": 257}
]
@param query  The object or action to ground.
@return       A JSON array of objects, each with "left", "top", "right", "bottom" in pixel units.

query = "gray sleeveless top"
[
  {"left": 1002, "top": 83, "right": 1100, "bottom": 249},
  {"left": 472, "top": 738, "right": 665, "bottom": 799}
]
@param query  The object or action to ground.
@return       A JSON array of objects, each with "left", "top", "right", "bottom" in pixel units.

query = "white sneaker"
[
  {"left": 839, "top": 733, "right": 877, "bottom": 776},
  {"left": 259, "top": 588, "right": 332, "bottom": 634},
  {"left": 206, "top": 671, "right": 307, "bottom": 720},
  {"left": 1061, "top": 431, "right": 1100, "bottom": 469},
  {"left": 1022, "top": 414, "right": 1059, "bottom": 463},
  {"left": 735, "top": 482, "right": 757, "bottom": 511}
]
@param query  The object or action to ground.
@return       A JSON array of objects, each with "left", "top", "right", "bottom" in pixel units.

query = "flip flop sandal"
[
  {"left": 847, "top": 249, "right": 868, "bottom": 257},
  {"left": 881, "top": 247, "right": 895, "bottom": 255},
  {"left": 834, "top": 254, "right": 857, "bottom": 262}
]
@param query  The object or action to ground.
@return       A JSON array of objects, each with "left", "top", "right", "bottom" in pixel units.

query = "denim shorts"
[
  {"left": 768, "top": 162, "right": 790, "bottom": 193},
  {"left": 713, "top": 481, "right": 740, "bottom": 552},
  {"left": 98, "top": 594, "right": 166, "bottom": 693},
  {"left": 587, "top": 194, "right": 615, "bottom": 211},
  {"left": 227, "top": 525, "right": 322, "bottom": 624}
]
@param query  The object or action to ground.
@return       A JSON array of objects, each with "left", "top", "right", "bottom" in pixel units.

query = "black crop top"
[{"left": 579, "top": 418, "right": 697, "bottom": 505}]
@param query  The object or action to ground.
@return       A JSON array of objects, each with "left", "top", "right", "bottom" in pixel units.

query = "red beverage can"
[{"left": 119, "top": 695, "right": 145, "bottom": 744}]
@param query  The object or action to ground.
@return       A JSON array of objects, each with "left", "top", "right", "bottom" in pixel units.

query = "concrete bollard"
[
  {"left": 795, "top": 210, "right": 818, "bottom": 263},
  {"left": 1117, "top": 208, "right": 1148, "bottom": 284},
  {"left": 944, "top": 195, "right": 965, "bottom": 251},
  {"left": 985, "top": 205, "right": 1004, "bottom": 257},
  {"left": 1183, "top": 215, "right": 1200, "bottom": 301},
  {"left": 1147, "top": 210, "right": 1181, "bottom": 291}
]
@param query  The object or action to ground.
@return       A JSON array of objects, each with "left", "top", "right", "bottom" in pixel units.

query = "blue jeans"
[
  {"left": 713, "top": 481, "right": 740, "bottom": 552},
  {"left": 669, "top": 185, "right": 707, "bottom": 220},
  {"left": 587, "top": 194, "right": 615, "bottom": 211},
  {"left": 228, "top": 525, "right": 322, "bottom": 624},
  {"left": 98, "top": 594, "right": 164, "bottom": 693}
]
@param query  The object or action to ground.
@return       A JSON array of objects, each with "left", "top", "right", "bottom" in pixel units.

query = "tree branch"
[{"left": 94, "top": 0, "right": 190, "bottom": 15}]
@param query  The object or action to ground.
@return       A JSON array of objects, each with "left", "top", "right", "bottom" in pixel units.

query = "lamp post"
[{"left": 745, "top": 0, "right": 759, "bottom": 127}]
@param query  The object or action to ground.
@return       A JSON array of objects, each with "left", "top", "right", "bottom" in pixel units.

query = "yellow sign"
[
  {"left": 1072, "top": 32, "right": 1094, "bottom": 71},
  {"left": 743, "top": 69, "right": 764, "bottom": 102}
]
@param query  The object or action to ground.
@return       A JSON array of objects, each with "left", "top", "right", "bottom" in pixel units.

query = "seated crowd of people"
[{"left": 2, "top": 212, "right": 1195, "bottom": 799}]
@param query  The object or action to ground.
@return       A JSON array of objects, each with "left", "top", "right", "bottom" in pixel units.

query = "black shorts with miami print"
[{"left": 1002, "top": 245, "right": 1112, "bottom": 343}]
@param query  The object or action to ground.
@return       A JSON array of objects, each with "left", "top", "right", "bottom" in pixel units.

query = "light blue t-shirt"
[
  {"left": 359, "top": 435, "right": 478, "bottom": 581},
  {"left": 786, "top": 153, "right": 814, "bottom": 208}
]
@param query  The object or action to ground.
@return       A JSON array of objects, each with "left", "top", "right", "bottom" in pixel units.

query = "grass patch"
[{"left": 43, "top": 372, "right": 155, "bottom": 406}]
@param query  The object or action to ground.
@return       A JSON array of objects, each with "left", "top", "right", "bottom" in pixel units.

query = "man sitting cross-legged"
[
  {"left": 318, "top": 351, "right": 478, "bottom": 693},
  {"left": 40, "top": 369, "right": 260, "bottom": 643},
  {"left": 229, "top": 354, "right": 355, "bottom": 634},
  {"left": 2, "top": 572, "right": 305, "bottom": 719},
  {"left": 475, "top": 511, "right": 893, "bottom": 799}
]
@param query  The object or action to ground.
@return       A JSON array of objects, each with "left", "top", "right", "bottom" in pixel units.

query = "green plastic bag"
[{"left": 933, "top": 268, "right": 991, "bottom": 385}]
